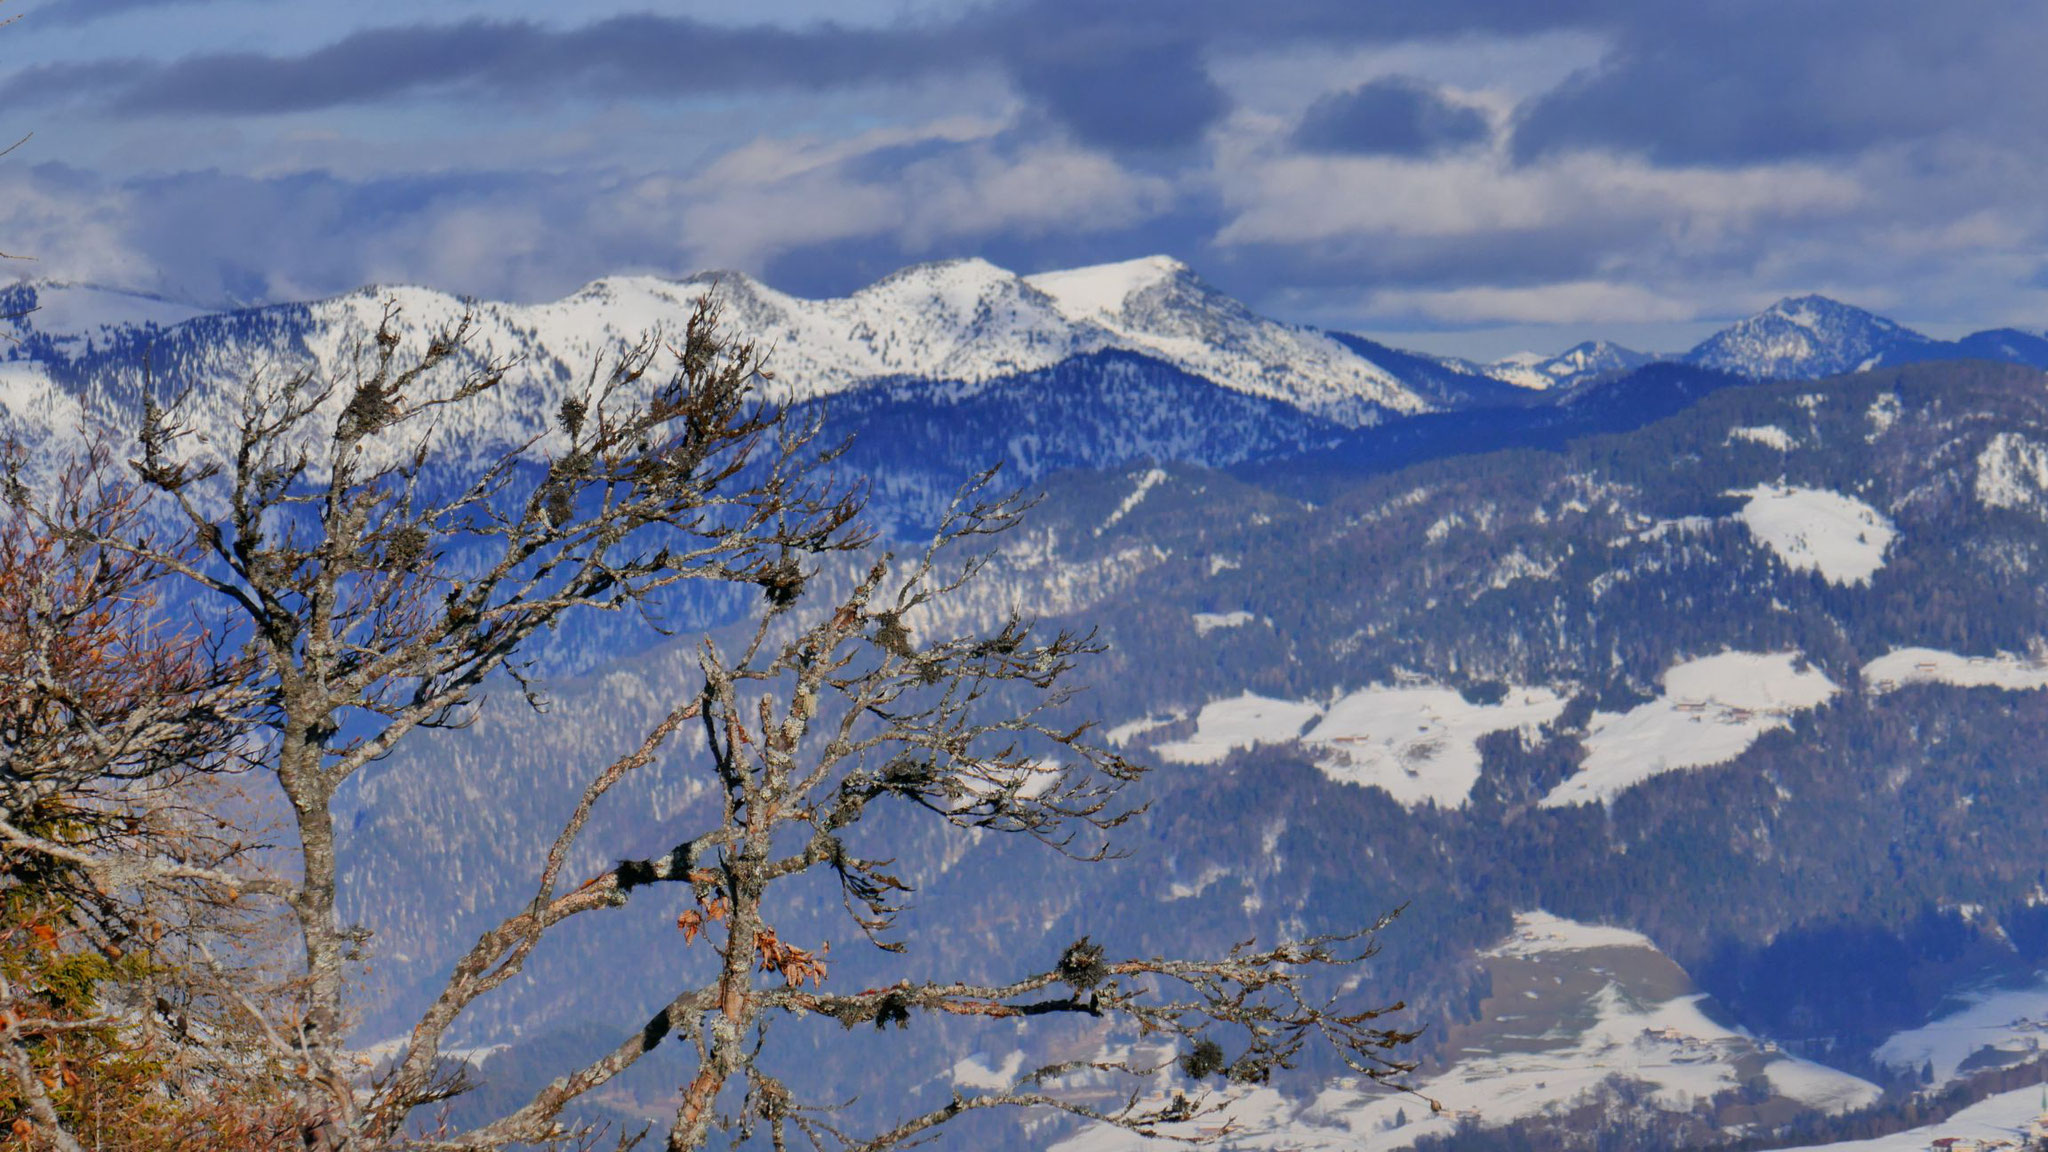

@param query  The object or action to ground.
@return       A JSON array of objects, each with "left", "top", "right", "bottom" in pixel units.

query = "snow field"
[
  {"left": 1875, "top": 975, "right": 2048, "bottom": 1085},
  {"left": 1154, "top": 654, "right": 1841, "bottom": 811},
  {"left": 1541, "top": 651, "right": 1838, "bottom": 808},
  {"left": 1488, "top": 910, "right": 1658, "bottom": 956},
  {"left": 1729, "top": 484, "right": 1896, "bottom": 587},
  {"left": 1152, "top": 694, "right": 1322, "bottom": 765},
  {"left": 1863, "top": 648, "right": 2048, "bottom": 694},
  {"left": 1775, "top": 1084, "right": 2048, "bottom": 1151},
  {"left": 1152, "top": 683, "right": 1565, "bottom": 809},
  {"left": 1303, "top": 685, "right": 1567, "bottom": 808},
  {"left": 1486, "top": 351, "right": 1553, "bottom": 390},
  {"left": 0, "top": 363, "right": 87, "bottom": 455},
  {"left": 1326, "top": 913, "right": 1878, "bottom": 1148},
  {"left": 953, "top": 1050, "right": 1027, "bottom": 1092}
]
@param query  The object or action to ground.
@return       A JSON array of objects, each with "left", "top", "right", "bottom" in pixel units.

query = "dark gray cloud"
[
  {"left": 1293, "top": 77, "right": 1490, "bottom": 158},
  {"left": 1511, "top": 0, "right": 2048, "bottom": 166},
  {"left": 986, "top": 4, "right": 1229, "bottom": 151},
  {"left": 2, "top": 16, "right": 972, "bottom": 115},
  {"left": 31, "top": 0, "right": 2041, "bottom": 167},
  {"left": 0, "top": 2, "right": 1633, "bottom": 148},
  {"left": 28, "top": 0, "right": 189, "bottom": 28},
  {"left": 1007, "top": 36, "right": 1225, "bottom": 152}
]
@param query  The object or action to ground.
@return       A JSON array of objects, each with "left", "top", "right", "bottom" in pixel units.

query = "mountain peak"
[
  {"left": 1686, "top": 294, "right": 1935, "bottom": 379},
  {"left": 1023, "top": 255, "right": 1192, "bottom": 325},
  {"left": 1759, "top": 294, "right": 1905, "bottom": 334},
  {"left": 1485, "top": 340, "right": 1654, "bottom": 390},
  {"left": 856, "top": 256, "right": 1016, "bottom": 296}
]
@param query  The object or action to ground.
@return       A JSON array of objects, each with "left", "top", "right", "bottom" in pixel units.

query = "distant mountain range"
[{"left": 7, "top": 262, "right": 2048, "bottom": 448}]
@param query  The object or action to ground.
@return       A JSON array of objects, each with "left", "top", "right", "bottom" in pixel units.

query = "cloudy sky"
[{"left": 4, "top": 0, "right": 2046, "bottom": 356}]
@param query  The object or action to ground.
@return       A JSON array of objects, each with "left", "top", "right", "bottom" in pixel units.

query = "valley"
[{"left": 8, "top": 260, "right": 2048, "bottom": 1149}]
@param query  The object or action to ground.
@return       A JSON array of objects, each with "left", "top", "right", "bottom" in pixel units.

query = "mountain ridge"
[{"left": 9, "top": 267, "right": 2048, "bottom": 433}]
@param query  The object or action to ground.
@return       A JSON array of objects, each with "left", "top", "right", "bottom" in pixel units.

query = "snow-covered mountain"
[
  {"left": 1486, "top": 339, "right": 1657, "bottom": 390},
  {"left": 0, "top": 256, "right": 1440, "bottom": 442},
  {"left": 1683, "top": 295, "right": 1941, "bottom": 379}
]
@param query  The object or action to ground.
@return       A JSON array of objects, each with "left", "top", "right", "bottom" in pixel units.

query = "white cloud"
[
  {"left": 0, "top": 172, "right": 155, "bottom": 288},
  {"left": 1360, "top": 281, "right": 1702, "bottom": 326},
  {"left": 1212, "top": 145, "right": 1864, "bottom": 247},
  {"left": 677, "top": 120, "right": 1173, "bottom": 271}
]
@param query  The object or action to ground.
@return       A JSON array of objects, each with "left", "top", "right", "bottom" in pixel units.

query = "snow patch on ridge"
[
  {"left": 1025, "top": 256, "right": 1425, "bottom": 423},
  {"left": 1096, "top": 468, "right": 1166, "bottom": 535},
  {"left": 1192, "top": 610, "right": 1255, "bottom": 636},
  {"left": 1542, "top": 652, "right": 1838, "bottom": 808},
  {"left": 1484, "top": 549, "right": 1559, "bottom": 591},
  {"left": 1730, "top": 484, "right": 1895, "bottom": 586},
  {"left": 1728, "top": 425, "right": 1797, "bottom": 450}
]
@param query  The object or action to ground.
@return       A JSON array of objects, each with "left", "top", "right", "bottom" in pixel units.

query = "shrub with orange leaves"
[{"left": 0, "top": 444, "right": 290, "bottom": 1151}]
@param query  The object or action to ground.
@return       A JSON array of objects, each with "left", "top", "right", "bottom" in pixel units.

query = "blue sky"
[{"left": 4, "top": 0, "right": 2047, "bottom": 357}]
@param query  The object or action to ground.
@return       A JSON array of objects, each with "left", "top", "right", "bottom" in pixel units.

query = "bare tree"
[{"left": 75, "top": 298, "right": 1415, "bottom": 1150}]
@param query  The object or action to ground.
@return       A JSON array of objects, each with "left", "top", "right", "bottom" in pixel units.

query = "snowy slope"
[
  {"left": 1776, "top": 1085, "right": 2047, "bottom": 1151},
  {"left": 1541, "top": 652, "right": 1839, "bottom": 808},
  {"left": 1875, "top": 973, "right": 2048, "bottom": 1086},
  {"left": 1730, "top": 484, "right": 1896, "bottom": 586},
  {"left": 1026, "top": 256, "right": 1424, "bottom": 424}
]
